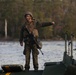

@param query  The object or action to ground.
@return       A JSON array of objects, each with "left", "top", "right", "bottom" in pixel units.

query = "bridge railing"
[{"left": 63, "top": 33, "right": 74, "bottom": 66}]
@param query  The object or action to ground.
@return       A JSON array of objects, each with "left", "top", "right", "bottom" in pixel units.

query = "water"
[{"left": 0, "top": 41, "right": 76, "bottom": 70}]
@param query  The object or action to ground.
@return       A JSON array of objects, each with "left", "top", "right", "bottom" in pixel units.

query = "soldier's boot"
[
  {"left": 25, "top": 65, "right": 30, "bottom": 71},
  {"left": 34, "top": 67, "right": 38, "bottom": 71}
]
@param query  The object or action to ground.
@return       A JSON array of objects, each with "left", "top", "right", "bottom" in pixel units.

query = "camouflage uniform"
[{"left": 19, "top": 12, "right": 54, "bottom": 70}]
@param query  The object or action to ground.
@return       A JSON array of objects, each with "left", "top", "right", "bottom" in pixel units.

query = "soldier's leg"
[
  {"left": 32, "top": 44, "right": 39, "bottom": 70},
  {"left": 24, "top": 45, "right": 31, "bottom": 70}
]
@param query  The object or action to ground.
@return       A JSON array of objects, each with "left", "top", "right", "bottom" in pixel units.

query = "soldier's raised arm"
[
  {"left": 36, "top": 21, "right": 55, "bottom": 28},
  {"left": 41, "top": 21, "right": 55, "bottom": 27}
]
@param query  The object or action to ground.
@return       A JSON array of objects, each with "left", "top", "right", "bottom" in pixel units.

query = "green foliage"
[{"left": 0, "top": 0, "right": 76, "bottom": 39}]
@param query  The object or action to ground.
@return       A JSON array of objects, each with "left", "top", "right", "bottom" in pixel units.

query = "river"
[{"left": 0, "top": 41, "right": 76, "bottom": 70}]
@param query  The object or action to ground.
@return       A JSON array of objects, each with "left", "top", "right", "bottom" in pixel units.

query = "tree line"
[{"left": 0, "top": 0, "right": 76, "bottom": 40}]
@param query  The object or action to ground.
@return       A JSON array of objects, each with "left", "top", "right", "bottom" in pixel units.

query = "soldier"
[{"left": 19, "top": 12, "right": 54, "bottom": 71}]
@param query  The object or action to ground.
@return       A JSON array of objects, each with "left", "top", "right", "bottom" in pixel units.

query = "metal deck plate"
[{"left": 42, "top": 63, "right": 66, "bottom": 75}]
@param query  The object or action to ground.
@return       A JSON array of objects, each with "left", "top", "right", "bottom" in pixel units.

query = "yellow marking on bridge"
[{"left": 5, "top": 72, "right": 11, "bottom": 75}]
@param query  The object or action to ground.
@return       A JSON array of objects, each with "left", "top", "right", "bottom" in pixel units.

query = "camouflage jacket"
[{"left": 19, "top": 20, "right": 53, "bottom": 43}]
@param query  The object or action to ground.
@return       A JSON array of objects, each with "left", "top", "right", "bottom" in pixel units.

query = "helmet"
[{"left": 24, "top": 12, "right": 33, "bottom": 18}]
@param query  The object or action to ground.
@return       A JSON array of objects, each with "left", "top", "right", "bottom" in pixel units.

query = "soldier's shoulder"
[
  {"left": 33, "top": 20, "right": 40, "bottom": 25},
  {"left": 34, "top": 20, "right": 41, "bottom": 28},
  {"left": 33, "top": 19, "right": 38, "bottom": 23}
]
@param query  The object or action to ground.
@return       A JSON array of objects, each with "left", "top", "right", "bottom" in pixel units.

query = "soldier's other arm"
[{"left": 19, "top": 26, "right": 24, "bottom": 46}]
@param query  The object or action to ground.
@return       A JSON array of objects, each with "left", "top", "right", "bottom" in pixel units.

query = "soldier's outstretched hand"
[{"left": 52, "top": 22, "right": 55, "bottom": 25}]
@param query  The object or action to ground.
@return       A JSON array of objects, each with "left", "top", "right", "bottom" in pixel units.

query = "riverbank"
[
  {"left": 0, "top": 37, "right": 64, "bottom": 41},
  {"left": 0, "top": 37, "right": 76, "bottom": 42}
]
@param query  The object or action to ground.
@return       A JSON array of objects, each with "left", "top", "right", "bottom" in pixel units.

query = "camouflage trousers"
[{"left": 24, "top": 43, "right": 39, "bottom": 70}]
